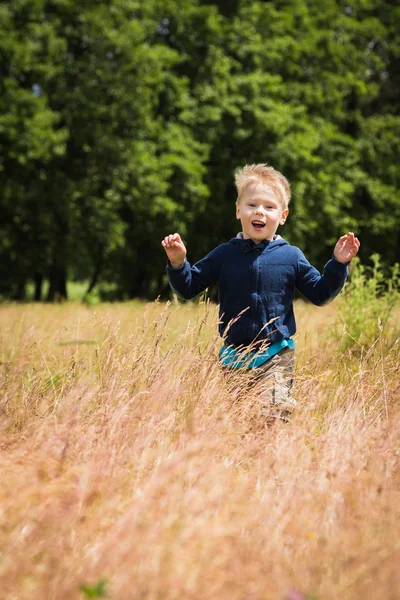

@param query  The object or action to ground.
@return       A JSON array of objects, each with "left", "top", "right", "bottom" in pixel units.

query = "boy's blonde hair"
[{"left": 235, "top": 163, "right": 291, "bottom": 208}]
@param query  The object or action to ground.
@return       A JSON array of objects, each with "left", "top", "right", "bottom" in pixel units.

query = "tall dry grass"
[{"left": 0, "top": 300, "right": 399, "bottom": 600}]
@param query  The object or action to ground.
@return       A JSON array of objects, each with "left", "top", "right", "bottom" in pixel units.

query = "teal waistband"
[{"left": 219, "top": 339, "right": 295, "bottom": 370}]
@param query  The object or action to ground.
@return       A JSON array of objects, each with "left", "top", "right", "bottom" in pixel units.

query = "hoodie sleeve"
[
  {"left": 295, "top": 250, "right": 349, "bottom": 306},
  {"left": 166, "top": 246, "right": 223, "bottom": 299}
]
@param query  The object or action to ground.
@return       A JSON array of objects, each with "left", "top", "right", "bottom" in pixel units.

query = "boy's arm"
[
  {"left": 161, "top": 233, "right": 221, "bottom": 299},
  {"left": 296, "top": 232, "right": 360, "bottom": 306}
]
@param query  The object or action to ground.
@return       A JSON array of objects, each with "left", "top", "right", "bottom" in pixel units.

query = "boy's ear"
[
  {"left": 280, "top": 207, "right": 289, "bottom": 225},
  {"left": 236, "top": 201, "right": 241, "bottom": 219}
]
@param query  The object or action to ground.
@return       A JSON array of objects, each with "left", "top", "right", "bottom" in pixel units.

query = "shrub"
[{"left": 335, "top": 254, "right": 400, "bottom": 351}]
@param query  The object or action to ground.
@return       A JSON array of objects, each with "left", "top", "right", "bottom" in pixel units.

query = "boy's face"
[{"left": 236, "top": 182, "right": 289, "bottom": 243}]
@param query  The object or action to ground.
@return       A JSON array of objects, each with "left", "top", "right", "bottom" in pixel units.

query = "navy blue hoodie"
[{"left": 167, "top": 236, "right": 348, "bottom": 348}]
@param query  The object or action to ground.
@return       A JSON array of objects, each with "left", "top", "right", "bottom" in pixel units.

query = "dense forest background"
[{"left": 1, "top": 0, "right": 399, "bottom": 301}]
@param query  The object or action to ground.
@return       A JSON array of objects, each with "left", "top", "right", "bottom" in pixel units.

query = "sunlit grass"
[{"left": 0, "top": 300, "right": 399, "bottom": 599}]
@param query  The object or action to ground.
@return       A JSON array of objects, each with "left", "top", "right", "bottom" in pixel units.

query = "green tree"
[
  {"left": 180, "top": 0, "right": 400, "bottom": 268},
  {"left": 0, "top": 1, "right": 68, "bottom": 299},
  {"left": 0, "top": 0, "right": 399, "bottom": 301},
  {"left": 0, "top": 0, "right": 209, "bottom": 300}
]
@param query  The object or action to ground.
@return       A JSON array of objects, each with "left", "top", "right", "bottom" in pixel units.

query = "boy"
[{"left": 161, "top": 164, "right": 360, "bottom": 423}]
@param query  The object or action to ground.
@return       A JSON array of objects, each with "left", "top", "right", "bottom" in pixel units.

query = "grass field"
[{"left": 0, "top": 299, "right": 399, "bottom": 599}]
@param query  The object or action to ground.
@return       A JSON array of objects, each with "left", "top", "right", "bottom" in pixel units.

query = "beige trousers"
[{"left": 230, "top": 348, "right": 296, "bottom": 424}]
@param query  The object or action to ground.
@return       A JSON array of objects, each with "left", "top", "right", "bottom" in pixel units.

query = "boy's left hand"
[{"left": 334, "top": 232, "right": 360, "bottom": 263}]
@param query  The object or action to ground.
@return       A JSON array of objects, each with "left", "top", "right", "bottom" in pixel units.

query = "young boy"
[{"left": 161, "top": 164, "right": 360, "bottom": 423}]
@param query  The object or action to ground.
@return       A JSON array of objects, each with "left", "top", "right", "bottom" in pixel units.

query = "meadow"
[{"left": 0, "top": 296, "right": 399, "bottom": 600}]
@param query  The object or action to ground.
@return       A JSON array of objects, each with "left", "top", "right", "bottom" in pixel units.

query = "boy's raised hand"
[
  {"left": 161, "top": 233, "right": 187, "bottom": 268},
  {"left": 334, "top": 232, "right": 360, "bottom": 264}
]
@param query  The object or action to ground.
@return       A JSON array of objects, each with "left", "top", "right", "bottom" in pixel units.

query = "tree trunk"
[
  {"left": 13, "top": 280, "right": 26, "bottom": 301},
  {"left": 34, "top": 273, "right": 43, "bottom": 302},
  {"left": 84, "top": 247, "right": 103, "bottom": 300},
  {"left": 47, "top": 264, "right": 68, "bottom": 302},
  {"left": 128, "top": 267, "right": 149, "bottom": 299},
  {"left": 47, "top": 225, "right": 68, "bottom": 302}
]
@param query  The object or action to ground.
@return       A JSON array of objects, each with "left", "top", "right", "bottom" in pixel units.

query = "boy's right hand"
[{"left": 161, "top": 233, "right": 187, "bottom": 268}]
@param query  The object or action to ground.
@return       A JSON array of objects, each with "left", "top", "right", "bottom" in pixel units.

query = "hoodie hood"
[{"left": 229, "top": 233, "right": 288, "bottom": 251}]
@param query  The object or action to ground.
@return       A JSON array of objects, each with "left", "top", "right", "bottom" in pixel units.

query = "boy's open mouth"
[{"left": 252, "top": 220, "right": 265, "bottom": 230}]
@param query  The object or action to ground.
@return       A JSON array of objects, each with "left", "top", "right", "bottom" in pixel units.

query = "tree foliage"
[{"left": 0, "top": 0, "right": 399, "bottom": 300}]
